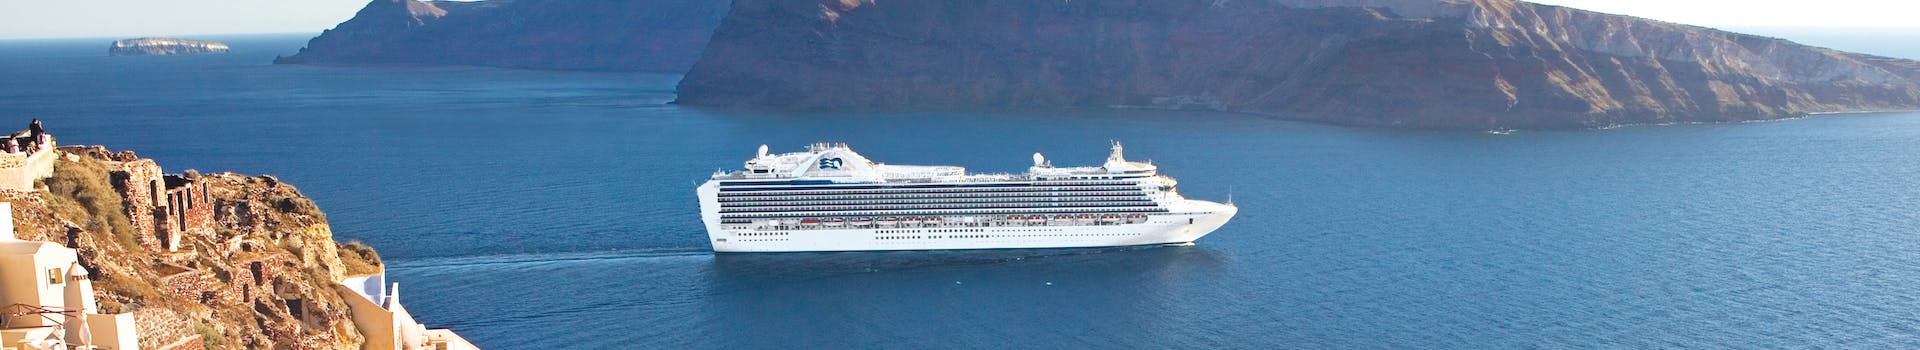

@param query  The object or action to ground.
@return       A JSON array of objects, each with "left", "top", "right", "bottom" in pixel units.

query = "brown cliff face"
[
  {"left": 676, "top": 0, "right": 1920, "bottom": 129},
  {"left": 15, "top": 146, "right": 383, "bottom": 349},
  {"left": 275, "top": 0, "right": 729, "bottom": 72}
]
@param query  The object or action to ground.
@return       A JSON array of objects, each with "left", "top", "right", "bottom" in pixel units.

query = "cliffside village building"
[
  {"left": 0, "top": 201, "right": 141, "bottom": 350},
  {"left": 338, "top": 275, "right": 478, "bottom": 350}
]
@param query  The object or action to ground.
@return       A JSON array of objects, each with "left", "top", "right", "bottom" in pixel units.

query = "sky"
[
  {"left": 0, "top": 0, "right": 1915, "bottom": 39},
  {"left": 0, "top": 0, "right": 372, "bottom": 40}
]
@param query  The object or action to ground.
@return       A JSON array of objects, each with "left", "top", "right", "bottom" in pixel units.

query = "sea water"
[{"left": 4, "top": 34, "right": 1920, "bottom": 348}]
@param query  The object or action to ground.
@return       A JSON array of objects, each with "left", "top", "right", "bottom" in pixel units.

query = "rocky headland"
[
  {"left": 675, "top": 0, "right": 1920, "bottom": 129},
  {"left": 281, "top": 0, "right": 1920, "bottom": 129},
  {"left": 109, "top": 38, "right": 230, "bottom": 56},
  {"left": 274, "top": 0, "right": 729, "bottom": 72},
  {"left": 10, "top": 144, "right": 392, "bottom": 349}
]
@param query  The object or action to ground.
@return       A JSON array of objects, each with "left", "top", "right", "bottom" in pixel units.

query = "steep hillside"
[
  {"left": 675, "top": 0, "right": 1920, "bottom": 129},
  {"left": 12, "top": 146, "right": 384, "bottom": 349},
  {"left": 276, "top": 0, "right": 729, "bottom": 72}
]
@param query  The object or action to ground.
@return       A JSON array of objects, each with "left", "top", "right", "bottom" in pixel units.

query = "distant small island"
[{"left": 109, "top": 37, "right": 230, "bottom": 56}]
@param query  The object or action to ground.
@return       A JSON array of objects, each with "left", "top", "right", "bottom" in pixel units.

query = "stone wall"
[
  {"left": 159, "top": 175, "right": 215, "bottom": 252},
  {"left": 157, "top": 335, "right": 206, "bottom": 350},
  {"left": 0, "top": 120, "right": 55, "bottom": 190},
  {"left": 98, "top": 153, "right": 214, "bottom": 253},
  {"left": 135, "top": 308, "right": 196, "bottom": 350},
  {"left": 109, "top": 159, "right": 165, "bottom": 250},
  {"left": 159, "top": 270, "right": 217, "bottom": 304},
  {"left": 0, "top": 139, "right": 55, "bottom": 191}
]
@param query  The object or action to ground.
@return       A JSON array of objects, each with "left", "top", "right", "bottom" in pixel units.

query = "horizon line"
[
  {"left": 9, "top": 23, "right": 1920, "bottom": 41},
  {"left": 0, "top": 31, "right": 323, "bottom": 41}
]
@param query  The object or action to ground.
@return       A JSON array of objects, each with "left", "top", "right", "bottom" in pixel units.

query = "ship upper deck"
[{"left": 712, "top": 142, "right": 1160, "bottom": 184}]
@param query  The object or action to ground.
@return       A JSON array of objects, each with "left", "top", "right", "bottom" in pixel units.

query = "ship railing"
[
  {"left": 717, "top": 190, "right": 1149, "bottom": 202},
  {"left": 717, "top": 186, "right": 1143, "bottom": 196},
  {"left": 718, "top": 196, "right": 1154, "bottom": 207},
  {"left": 718, "top": 207, "right": 1170, "bottom": 220},
  {"left": 718, "top": 201, "right": 1161, "bottom": 213},
  {"left": 737, "top": 215, "right": 1155, "bottom": 230}
]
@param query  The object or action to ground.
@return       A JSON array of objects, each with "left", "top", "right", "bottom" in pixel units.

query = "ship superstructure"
[{"left": 695, "top": 142, "right": 1237, "bottom": 252}]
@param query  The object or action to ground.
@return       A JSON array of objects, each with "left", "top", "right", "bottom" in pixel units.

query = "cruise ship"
[{"left": 695, "top": 142, "right": 1237, "bottom": 252}]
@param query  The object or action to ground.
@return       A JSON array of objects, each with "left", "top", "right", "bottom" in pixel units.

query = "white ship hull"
[
  {"left": 695, "top": 142, "right": 1238, "bottom": 253},
  {"left": 701, "top": 203, "right": 1235, "bottom": 253}
]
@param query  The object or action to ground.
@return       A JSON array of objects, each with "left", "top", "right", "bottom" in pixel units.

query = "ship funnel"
[
  {"left": 1033, "top": 153, "right": 1046, "bottom": 167},
  {"left": 757, "top": 144, "right": 769, "bottom": 158}
]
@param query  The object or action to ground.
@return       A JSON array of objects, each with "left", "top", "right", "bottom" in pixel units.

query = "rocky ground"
[
  {"left": 274, "top": 0, "right": 727, "bottom": 72},
  {"left": 274, "top": 0, "right": 1920, "bottom": 130},
  {"left": 12, "top": 147, "right": 383, "bottom": 349},
  {"left": 674, "top": 0, "right": 1920, "bottom": 129}
]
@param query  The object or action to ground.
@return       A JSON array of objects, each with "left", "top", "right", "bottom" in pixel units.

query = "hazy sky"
[
  {"left": 1525, "top": 0, "right": 1920, "bottom": 28},
  {"left": 0, "top": 0, "right": 371, "bottom": 40},
  {"left": 0, "top": 0, "right": 1916, "bottom": 39}
]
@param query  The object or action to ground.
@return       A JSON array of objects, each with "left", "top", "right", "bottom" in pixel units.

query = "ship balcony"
[{"left": 717, "top": 190, "right": 1149, "bottom": 202}]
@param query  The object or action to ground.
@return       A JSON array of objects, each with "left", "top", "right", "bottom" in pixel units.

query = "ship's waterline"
[{"left": 697, "top": 142, "right": 1237, "bottom": 252}]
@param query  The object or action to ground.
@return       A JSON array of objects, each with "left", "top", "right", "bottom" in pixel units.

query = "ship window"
[{"left": 47, "top": 268, "right": 63, "bottom": 285}]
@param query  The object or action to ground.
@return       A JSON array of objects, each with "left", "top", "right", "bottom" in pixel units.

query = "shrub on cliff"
[
  {"left": 270, "top": 192, "right": 325, "bottom": 220},
  {"left": 339, "top": 240, "right": 383, "bottom": 276},
  {"left": 41, "top": 156, "right": 137, "bottom": 248},
  {"left": 36, "top": 154, "right": 163, "bottom": 315}
]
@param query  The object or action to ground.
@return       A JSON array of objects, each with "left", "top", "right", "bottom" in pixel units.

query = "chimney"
[{"left": 0, "top": 201, "right": 15, "bottom": 242}]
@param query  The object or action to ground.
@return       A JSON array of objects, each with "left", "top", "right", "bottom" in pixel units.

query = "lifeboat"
[
  {"left": 1078, "top": 214, "right": 1095, "bottom": 222},
  {"left": 928, "top": 217, "right": 944, "bottom": 226},
  {"left": 877, "top": 217, "right": 899, "bottom": 226},
  {"left": 825, "top": 218, "right": 847, "bottom": 227},
  {"left": 1126, "top": 214, "right": 1147, "bottom": 223},
  {"left": 851, "top": 217, "right": 873, "bottom": 226},
  {"left": 1026, "top": 215, "right": 1046, "bottom": 224},
  {"left": 1053, "top": 215, "right": 1073, "bottom": 222},
  {"left": 902, "top": 217, "right": 922, "bottom": 227},
  {"left": 800, "top": 219, "right": 822, "bottom": 226},
  {"left": 1099, "top": 215, "right": 1121, "bottom": 223}
]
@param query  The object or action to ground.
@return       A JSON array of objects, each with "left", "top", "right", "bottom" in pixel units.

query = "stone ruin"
[{"left": 56, "top": 142, "right": 218, "bottom": 253}]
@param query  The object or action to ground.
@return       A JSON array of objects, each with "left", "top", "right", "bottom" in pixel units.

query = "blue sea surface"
[{"left": 4, "top": 34, "right": 1920, "bottom": 348}]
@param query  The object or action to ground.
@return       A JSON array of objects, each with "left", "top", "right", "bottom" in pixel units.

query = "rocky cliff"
[
  {"left": 275, "top": 0, "right": 729, "bottom": 72},
  {"left": 12, "top": 146, "right": 384, "bottom": 349},
  {"left": 676, "top": 0, "right": 1920, "bottom": 129},
  {"left": 109, "top": 38, "right": 229, "bottom": 56}
]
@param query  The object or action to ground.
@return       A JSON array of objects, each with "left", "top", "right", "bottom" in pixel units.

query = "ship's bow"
[{"left": 1178, "top": 200, "right": 1237, "bottom": 243}]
